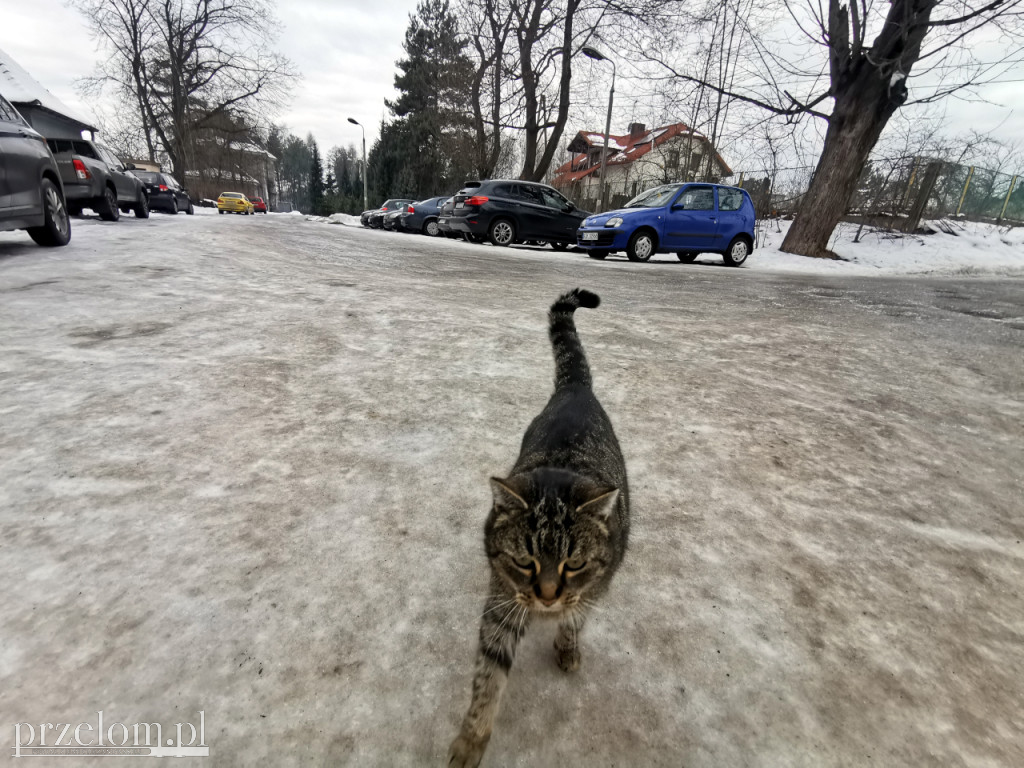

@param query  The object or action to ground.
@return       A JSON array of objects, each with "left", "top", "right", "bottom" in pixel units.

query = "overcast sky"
[
  {"left": 3, "top": 0, "right": 1021, "bottom": 167},
  {"left": 3, "top": 0, "right": 420, "bottom": 153}
]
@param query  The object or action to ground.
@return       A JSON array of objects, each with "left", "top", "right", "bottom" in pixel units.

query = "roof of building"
[
  {"left": 0, "top": 46, "right": 97, "bottom": 132},
  {"left": 552, "top": 122, "right": 732, "bottom": 186}
]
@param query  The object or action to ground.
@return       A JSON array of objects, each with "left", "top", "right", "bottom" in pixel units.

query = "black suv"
[
  {"left": 130, "top": 170, "right": 194, "bottom": 214},
  {"left": 0, "top": 94, "right": 70, "bottom": 246},
  {"left": 45, "top": 138, "right": 148, "bottom": 221},
  {"left": 439, "top": 180, "right": 588, "bottom": 248}
]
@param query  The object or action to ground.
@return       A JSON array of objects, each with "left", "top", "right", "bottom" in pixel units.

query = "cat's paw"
[
  {"left": 555, "top": 643, "right": 581, "bottom": 672},
  {"left": 447, "top": 734, "right": 487, "bottom": 768}
]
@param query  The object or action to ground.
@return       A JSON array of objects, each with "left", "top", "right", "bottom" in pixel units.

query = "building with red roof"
[{"left": 550, "top": 122, "right": 732, "bottom": 209}]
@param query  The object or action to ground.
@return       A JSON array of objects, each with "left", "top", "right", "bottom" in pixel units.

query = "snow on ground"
[
  {"left": 1, "top": 212, "right": 1023, "bottom": 766},
  {"left": 752, "top": 218, "right": 1024, "bottom": 276}
]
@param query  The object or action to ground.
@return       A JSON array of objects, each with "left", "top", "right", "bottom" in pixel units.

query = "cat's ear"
[
  {"left": 490, "top": 476, "right": 529, "bottom": 512},
  {"left": 576, "top": 485, "right": 619, "bottom": 519}
]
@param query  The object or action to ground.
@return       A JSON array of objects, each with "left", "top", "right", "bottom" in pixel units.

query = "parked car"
[
  {"left": 435, "top": 196, "right": 458, "bottom": 237},
  {"left": 366, "top": 198, "right": 413, "bottom": 229},
  {"left": 217, "top": 192, "right": 254, "bottom": 215},
  {"left": 129, "top": 170, "right": 193, "bottom": 214},
  {"left": 576, "top": 183, "right": 755, "bottom": 266},
  {"left": 382, "top": 209, "right": 404, "bottom": 230},
  {"left": 250, "top": 197, "right": 268, "bottom": 214},
  {"left": 398, "top": 196, "right": 447, "bottom": 235},
  {"left": 0, "top": 94, "right": 70, "bottom": 246},
  {"left": 45, "top": 137, "right": 148, "bottom": 221},
  {"left": 439, "top": 180, "right": 587, "bottom": 248}
]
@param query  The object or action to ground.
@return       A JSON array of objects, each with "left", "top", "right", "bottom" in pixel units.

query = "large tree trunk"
[
  {"left": 781, "top": 0, "right": 936, "bottom": 257},
  {"left": 779, "top": 80, "right": 900, "bottom": 257}
]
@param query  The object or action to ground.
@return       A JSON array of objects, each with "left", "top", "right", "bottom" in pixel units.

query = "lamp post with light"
[
  {"left": 581, "top": 46, "right": 615, "bottom": 212},
  {"left": 347, "top": 117, "right": 368, "bottom": 211}
]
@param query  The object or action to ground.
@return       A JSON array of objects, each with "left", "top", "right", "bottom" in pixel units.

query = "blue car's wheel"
[
  {"left": 723, "top": 236, "right": 750, "bottom": 266},
  {"left": 626, "top": 230, "right": 655, "bottom": 262}
]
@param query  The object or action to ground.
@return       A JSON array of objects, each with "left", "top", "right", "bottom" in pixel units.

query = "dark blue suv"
[{"left": 576, "top": 183, "right": 755, "bottom": 266}]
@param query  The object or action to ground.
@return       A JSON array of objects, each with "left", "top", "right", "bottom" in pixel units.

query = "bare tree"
[
  {"left": 641, "top": 0, "right": 1024, "bottom": 256},
  {"left": 73, "top": 0, "right": 296, "bottom": 183},
  {"left": 456, "top": 0, "right": 654, "bottom": 181}
]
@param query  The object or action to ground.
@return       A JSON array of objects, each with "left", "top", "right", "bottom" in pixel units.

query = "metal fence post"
[
  {"left": 997, "top": 175, "right": 1018, "bottom": 224},
  {"left": 956, "top": 166, "right": 975, "bottom": 216}
]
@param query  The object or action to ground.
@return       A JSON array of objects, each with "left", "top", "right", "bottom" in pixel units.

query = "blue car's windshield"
[{"left": 624, "top": 184, "right": 684, "bottom": 208}]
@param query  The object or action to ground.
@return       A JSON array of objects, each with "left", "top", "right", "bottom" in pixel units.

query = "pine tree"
[
  {"left": 308, "top": 135, "right": 325, "bottom": 215},
  {"left": 385, "top": 0, "right": 475, "bottom": 199}
]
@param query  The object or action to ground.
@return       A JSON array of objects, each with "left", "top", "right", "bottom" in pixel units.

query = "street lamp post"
[
  {"left": 582, "top": 46, "right": 615, "bottom": 212},
  {"left": 347, "top": 117, "right": 368, "bottom": 211}
]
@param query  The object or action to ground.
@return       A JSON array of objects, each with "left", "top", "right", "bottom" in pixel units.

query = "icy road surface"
[{"left": 2, "top": 212, "right": 1023, "bottom": 766}]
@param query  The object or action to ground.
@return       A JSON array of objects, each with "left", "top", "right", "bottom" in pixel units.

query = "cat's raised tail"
[{"left": 549, "top": 288, "right": 601, "bottom": 390}]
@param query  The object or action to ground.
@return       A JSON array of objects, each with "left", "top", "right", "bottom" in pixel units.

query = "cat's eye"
[
  {"left": 511, "top": 556, "right": 534, "bottom": 571},
  {"left": 563, "top": 557, "right": 586, "bottom": 572}
]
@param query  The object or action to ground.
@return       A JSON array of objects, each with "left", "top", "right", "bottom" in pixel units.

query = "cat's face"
[{"left": 485, "top": 473, "right": 618, "bottom": 614}]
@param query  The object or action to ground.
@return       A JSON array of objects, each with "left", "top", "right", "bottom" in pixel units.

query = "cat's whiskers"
[
  {"left": 486, "top": 602, "right": 523, "bottom": 648},
  {"left": 480, "top": 598, "right": 518, "bottom": 619}
]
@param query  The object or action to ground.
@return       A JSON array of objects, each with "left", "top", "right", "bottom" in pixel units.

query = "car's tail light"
[
  {"left": 158, "top": 184, "right": 169, "bottom": 191},
  {"left": 72, "top": 159, "right": 91, "bottom": 180},
  {"left": 407, "top": 205, "right": 414, "bottom": 213},
  {"left": 465, "top": 195, "right": 489, "bottom": 206}
]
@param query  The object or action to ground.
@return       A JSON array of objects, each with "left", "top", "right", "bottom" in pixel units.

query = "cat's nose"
[{"left": 537, "top": 580, "right": 559, "bottom": 605}]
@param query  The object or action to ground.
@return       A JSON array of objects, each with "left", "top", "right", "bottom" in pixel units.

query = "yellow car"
[{"left": 217, "top": 192, "right": 255, "bottom": 215}]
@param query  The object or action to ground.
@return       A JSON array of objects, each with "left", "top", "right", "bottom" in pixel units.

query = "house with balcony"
[{"left": 550, "top": 122, "right": 732, "bottom": 210}]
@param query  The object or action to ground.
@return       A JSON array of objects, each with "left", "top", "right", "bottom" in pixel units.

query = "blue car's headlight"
[{"left": 605, "top": 217, "right": 623, "bottom": 228}]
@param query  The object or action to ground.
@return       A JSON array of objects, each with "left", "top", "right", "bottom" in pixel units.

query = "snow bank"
[
  {"left": 747, "top": 219, "right": 1024, "bottom": 276},
  {"left": 328, "top": 213, "right": 362, "bottom": 227}
]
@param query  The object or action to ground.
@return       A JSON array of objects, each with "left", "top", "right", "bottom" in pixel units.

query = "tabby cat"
[{"left": 448, "top": 288, "right": 630, "bottom": 767}]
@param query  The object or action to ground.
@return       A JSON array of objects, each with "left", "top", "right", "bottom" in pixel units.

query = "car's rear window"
[
  {"left": 72, "top": 141, "right": 100, "bottom": 159},
  {"left": 134, "top": 171, "right": 162, "bottom": 183},
  {"left": 0, "top": 95, "right": 28, "bottom": 126},
  {"left": 718, "top": 188, "right": 744, "bottom": 211},
  {"left": 220, "top": 193, "right": 243, "bottom": 198}
]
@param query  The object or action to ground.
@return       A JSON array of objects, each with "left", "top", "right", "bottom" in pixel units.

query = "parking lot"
[{"left": 1, "top": 213, "right": 1022, "bottom": 766}]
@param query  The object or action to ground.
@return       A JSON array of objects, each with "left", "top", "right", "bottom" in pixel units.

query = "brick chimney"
[{"left": 628, "top": 122, "right": 646, "bottom": 138}]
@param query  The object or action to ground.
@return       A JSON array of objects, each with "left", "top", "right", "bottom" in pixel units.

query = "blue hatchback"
[{"left": 576, "top": 183, "right": 755, "bottom": 266}]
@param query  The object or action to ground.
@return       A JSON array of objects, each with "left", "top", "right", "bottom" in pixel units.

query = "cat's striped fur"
[{"left": 448, "top": 289, "right": 630, "bottom": 767}]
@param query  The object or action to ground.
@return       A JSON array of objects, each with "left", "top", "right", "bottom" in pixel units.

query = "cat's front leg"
[
  {"left": 448, "top": 596, "right": 529, "bottom": 767},
  {"left": 554, "top": 609, "right": 586, "bottom": 672}
]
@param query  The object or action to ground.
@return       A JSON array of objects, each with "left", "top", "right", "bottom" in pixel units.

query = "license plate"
[
  {"left": 582, "top": 232, "right": 599, "bottom": 241},
  {"left": 455, "top": 202, "right": 464, "bottom": 209}
]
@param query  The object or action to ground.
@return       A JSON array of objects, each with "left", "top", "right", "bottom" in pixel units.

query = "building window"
[{"left": 666, "top": 149, "right": 680, "bottom": 169}]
